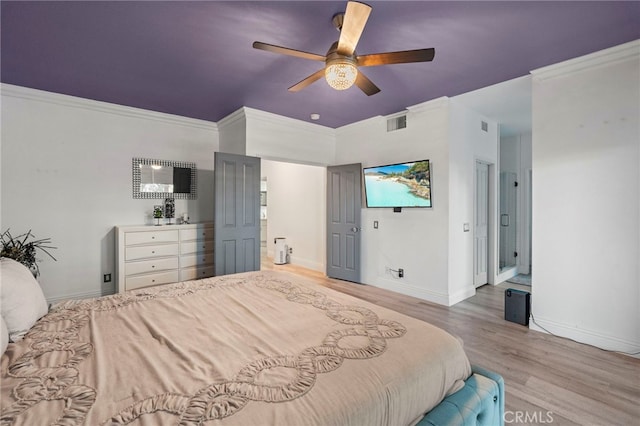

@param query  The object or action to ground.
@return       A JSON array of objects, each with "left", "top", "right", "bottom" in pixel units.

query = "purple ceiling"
[{"left": 2, "top": 1, "right": 639, "bottom": 128}]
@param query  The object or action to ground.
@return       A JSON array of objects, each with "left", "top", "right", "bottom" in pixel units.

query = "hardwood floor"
[{"left": 262, "top": 260, "right": 640, "bottom": 426}]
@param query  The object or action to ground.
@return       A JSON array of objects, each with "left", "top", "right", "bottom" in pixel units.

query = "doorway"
[
  {"left": 260, "top": 159, "right": 327, "bottom": 272},
  {"left": 498, "top": 134, "right": 532, "bottom": 283}
]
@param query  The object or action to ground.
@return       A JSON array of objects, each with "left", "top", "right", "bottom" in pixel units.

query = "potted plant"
[
  {"left": 153, "top": 205, "right": 164, "bottom": 226},
  {"left": 0, "top": 229, "right": 57, "bottom": 277}
]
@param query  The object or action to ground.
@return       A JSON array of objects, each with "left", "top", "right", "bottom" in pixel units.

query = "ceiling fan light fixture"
[{"left": 325, "top": 60, "right": 357, "bottom": 90}]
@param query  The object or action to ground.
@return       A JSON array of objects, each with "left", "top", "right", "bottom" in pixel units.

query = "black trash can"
[{"left": 504, "top": 288, "right": 530, "bottom": 326}]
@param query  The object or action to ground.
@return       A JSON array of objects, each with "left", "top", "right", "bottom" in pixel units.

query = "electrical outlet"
[
  {"left": 288, "top": 247, "right": 293, "bottom": 254},
  {"left": 103, "top": 273, "right": 112, "bottom": 283},
  {"left": 398, "top": 268, "right": 404, "bottom": 278}
]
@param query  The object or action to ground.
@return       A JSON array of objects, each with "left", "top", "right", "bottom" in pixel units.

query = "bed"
[{"left": 1, "top": 268, "right": 503, "bottom": 425}]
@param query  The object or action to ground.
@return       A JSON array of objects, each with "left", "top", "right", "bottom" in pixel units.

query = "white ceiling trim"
[
  {"left": 531, "top": 39, "right": 640, "bottom": 82},
  {"left": 0, "top": 83, "right": 218, "bottom": 131}
]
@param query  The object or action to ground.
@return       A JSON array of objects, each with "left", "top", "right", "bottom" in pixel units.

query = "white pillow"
[
  {"left": 1, "top": 316, "right": 8, "bottom": 355},
  {"left": 0, "top": 258, "right": 48, "bottom": 341}
]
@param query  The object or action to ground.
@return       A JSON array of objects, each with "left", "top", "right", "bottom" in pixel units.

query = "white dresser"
[{"left": 115, "top": 223, "right": 214, "bottom": 293}]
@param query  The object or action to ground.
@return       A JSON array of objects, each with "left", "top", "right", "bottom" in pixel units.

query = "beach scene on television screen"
[{"left": 364, "top": 161, "right": 431, "bottom": 207}]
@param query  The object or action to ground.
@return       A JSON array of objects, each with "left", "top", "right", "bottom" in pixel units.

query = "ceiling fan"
[{"left": 252, "top": 1, "right": 435, "bottom": 96}]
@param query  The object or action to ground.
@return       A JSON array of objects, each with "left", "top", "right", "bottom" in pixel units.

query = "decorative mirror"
[{"left": 132, "top": 158, "right": 197, "bottom": 199}]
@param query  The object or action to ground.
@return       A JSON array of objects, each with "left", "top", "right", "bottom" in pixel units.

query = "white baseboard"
[
  {"left": 369, "top": 278, "right": 451, "bottom": 306},
  {"left": 290, "top": 257, "right": 324, "bottom": 273},
  {"left": 529, "top": 315, "right": 640, "bottom": 358}
]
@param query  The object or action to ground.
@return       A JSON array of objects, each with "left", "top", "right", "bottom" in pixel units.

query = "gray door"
[
  {"left": 326, "top": 163, "right": 362, "bottom": 283},
  {"left": 214, "top": 152, "right": 261, "bottom": 276}
]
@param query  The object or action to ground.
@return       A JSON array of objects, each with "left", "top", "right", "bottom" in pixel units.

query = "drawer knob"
[
  {"left": 151, "top": 265, "right": 155, "bottom": 268},
  {"left": 152, "top": 236, "right": 155, "bottom": 239},
  {"left": 151, "top": 251, "right": 155, "bottom": 254},
  {"left": 152, "top": 279, "right": 155, "bottom": 282}
]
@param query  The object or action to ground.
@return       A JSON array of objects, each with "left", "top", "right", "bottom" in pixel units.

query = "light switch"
[
  {"left": 373, "top": 221, "right": 379, "bottom": 229},
  {"left": 463, "top": 223, "right": 470, "bottom": 232}
]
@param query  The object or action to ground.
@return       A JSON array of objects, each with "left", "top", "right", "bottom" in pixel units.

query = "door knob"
[{"left": 351, "top": 227, "right": 360, "bottom": 233}]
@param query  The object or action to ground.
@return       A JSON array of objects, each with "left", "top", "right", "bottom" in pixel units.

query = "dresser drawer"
[
  {"left": 180, "top": 226, "right": 214, "bottom": 242},
  {"left": 125, "top": 270, "right": 179, "bottom": 291},
  {"left": 125, "top": 243, "right": 179, "bottom": 261},
  {"left": 180, "top": 253, "right": 214, "bottom": 268},
  {"left": 180, "top": 265, "right": 215, "bottom": 282},
  {"left": 126, "top": 257, "right": 179, "bottom": 276},
  {"left": 181, "top": 240, "right": 214, "bottom": 255},
  {"left": 126, "top": 230, "right": 179, "bottom": 245}
]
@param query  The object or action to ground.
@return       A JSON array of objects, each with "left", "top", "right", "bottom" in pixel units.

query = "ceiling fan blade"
[
  {"left": 337, "top": 1, "right": 372, "bottom": 56},
  {"left": 288, "top": 68, "right": 326, "bottom": 92},
  {"left": 357, "top": 48, "right": 435, "bottom": 67},
  {"left": 253, "top": 41, "right": 325, "bottom": 62},
  {"left": 355, "top": 70, "right": 380, "bottom": 96}
]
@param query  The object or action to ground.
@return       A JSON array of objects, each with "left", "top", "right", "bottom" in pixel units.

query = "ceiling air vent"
[{"left": 387, "top": 115, "right": 407, "bottom": 132}]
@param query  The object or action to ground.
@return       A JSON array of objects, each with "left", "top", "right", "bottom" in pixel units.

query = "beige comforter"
[{"left": 1, "top": 270, "right": 471, "bottom": 425}]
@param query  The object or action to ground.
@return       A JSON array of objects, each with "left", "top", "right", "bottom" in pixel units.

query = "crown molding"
[
  {"left": 531, "top": 39, "right": 640, "bottom": 82},
  {"left": 216, "top": 106, "right": 336, "bottom": 139},
  {"left": 406, "top": 96, "right": 450, "bottom": 114},
  {"left": 243, "top": 107, "right": 335, "bottom": 137},
  {"left": 216, "top": 107, "right": 246, "bottom": 131},
  {"left": 0, "top": 84, "right": 218, "bottom": 131}
]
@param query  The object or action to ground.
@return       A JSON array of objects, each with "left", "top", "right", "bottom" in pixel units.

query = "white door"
[{"left": 474, "top": 161, "right": 489, "bottom": 287}]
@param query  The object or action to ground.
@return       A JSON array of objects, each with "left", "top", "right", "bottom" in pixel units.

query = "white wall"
[
  {"left": 1, "top": 84, "right": 218, "bottom": 303},
  {"left": 334, "top": 98, "right": 499, "bottom": 306},
  {"left": 217, "top": 109, "right": 246, "bottom": 155},
  {"left": 531, "top": 41, "right": 639, "bottom": 353},
  {"left": 335, "top": 100, "right": 448, "bottom": 304},
  {"left": 245, "top": 107, "right": 335, "bottom": 166},
  {"left": 500, "top": 135, "right": 520, "bottom": 174},
  {"left": 448, "top": 100, "right": 499, "bottom": 301},
  {"left": 261, "top": 160, "right": 326, "bottom": 272}
]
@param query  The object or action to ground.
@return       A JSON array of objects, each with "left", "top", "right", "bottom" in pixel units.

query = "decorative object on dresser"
[
  {"left": 164, "top": 198, "right": 175, "bottom": 225},
  {"left": 115, "top": 223, "right": 214, "bottom": 292},
  {"left": 0, "top": 229, "right": 57, "bottom": 277},
  {"left": 152, "top": 205, "right": 163, "bottom": 226}
]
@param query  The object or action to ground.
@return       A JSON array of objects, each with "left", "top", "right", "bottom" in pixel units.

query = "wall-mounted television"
[{"left": 363, "top": 160, "right": 432, "bottom": 208}]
